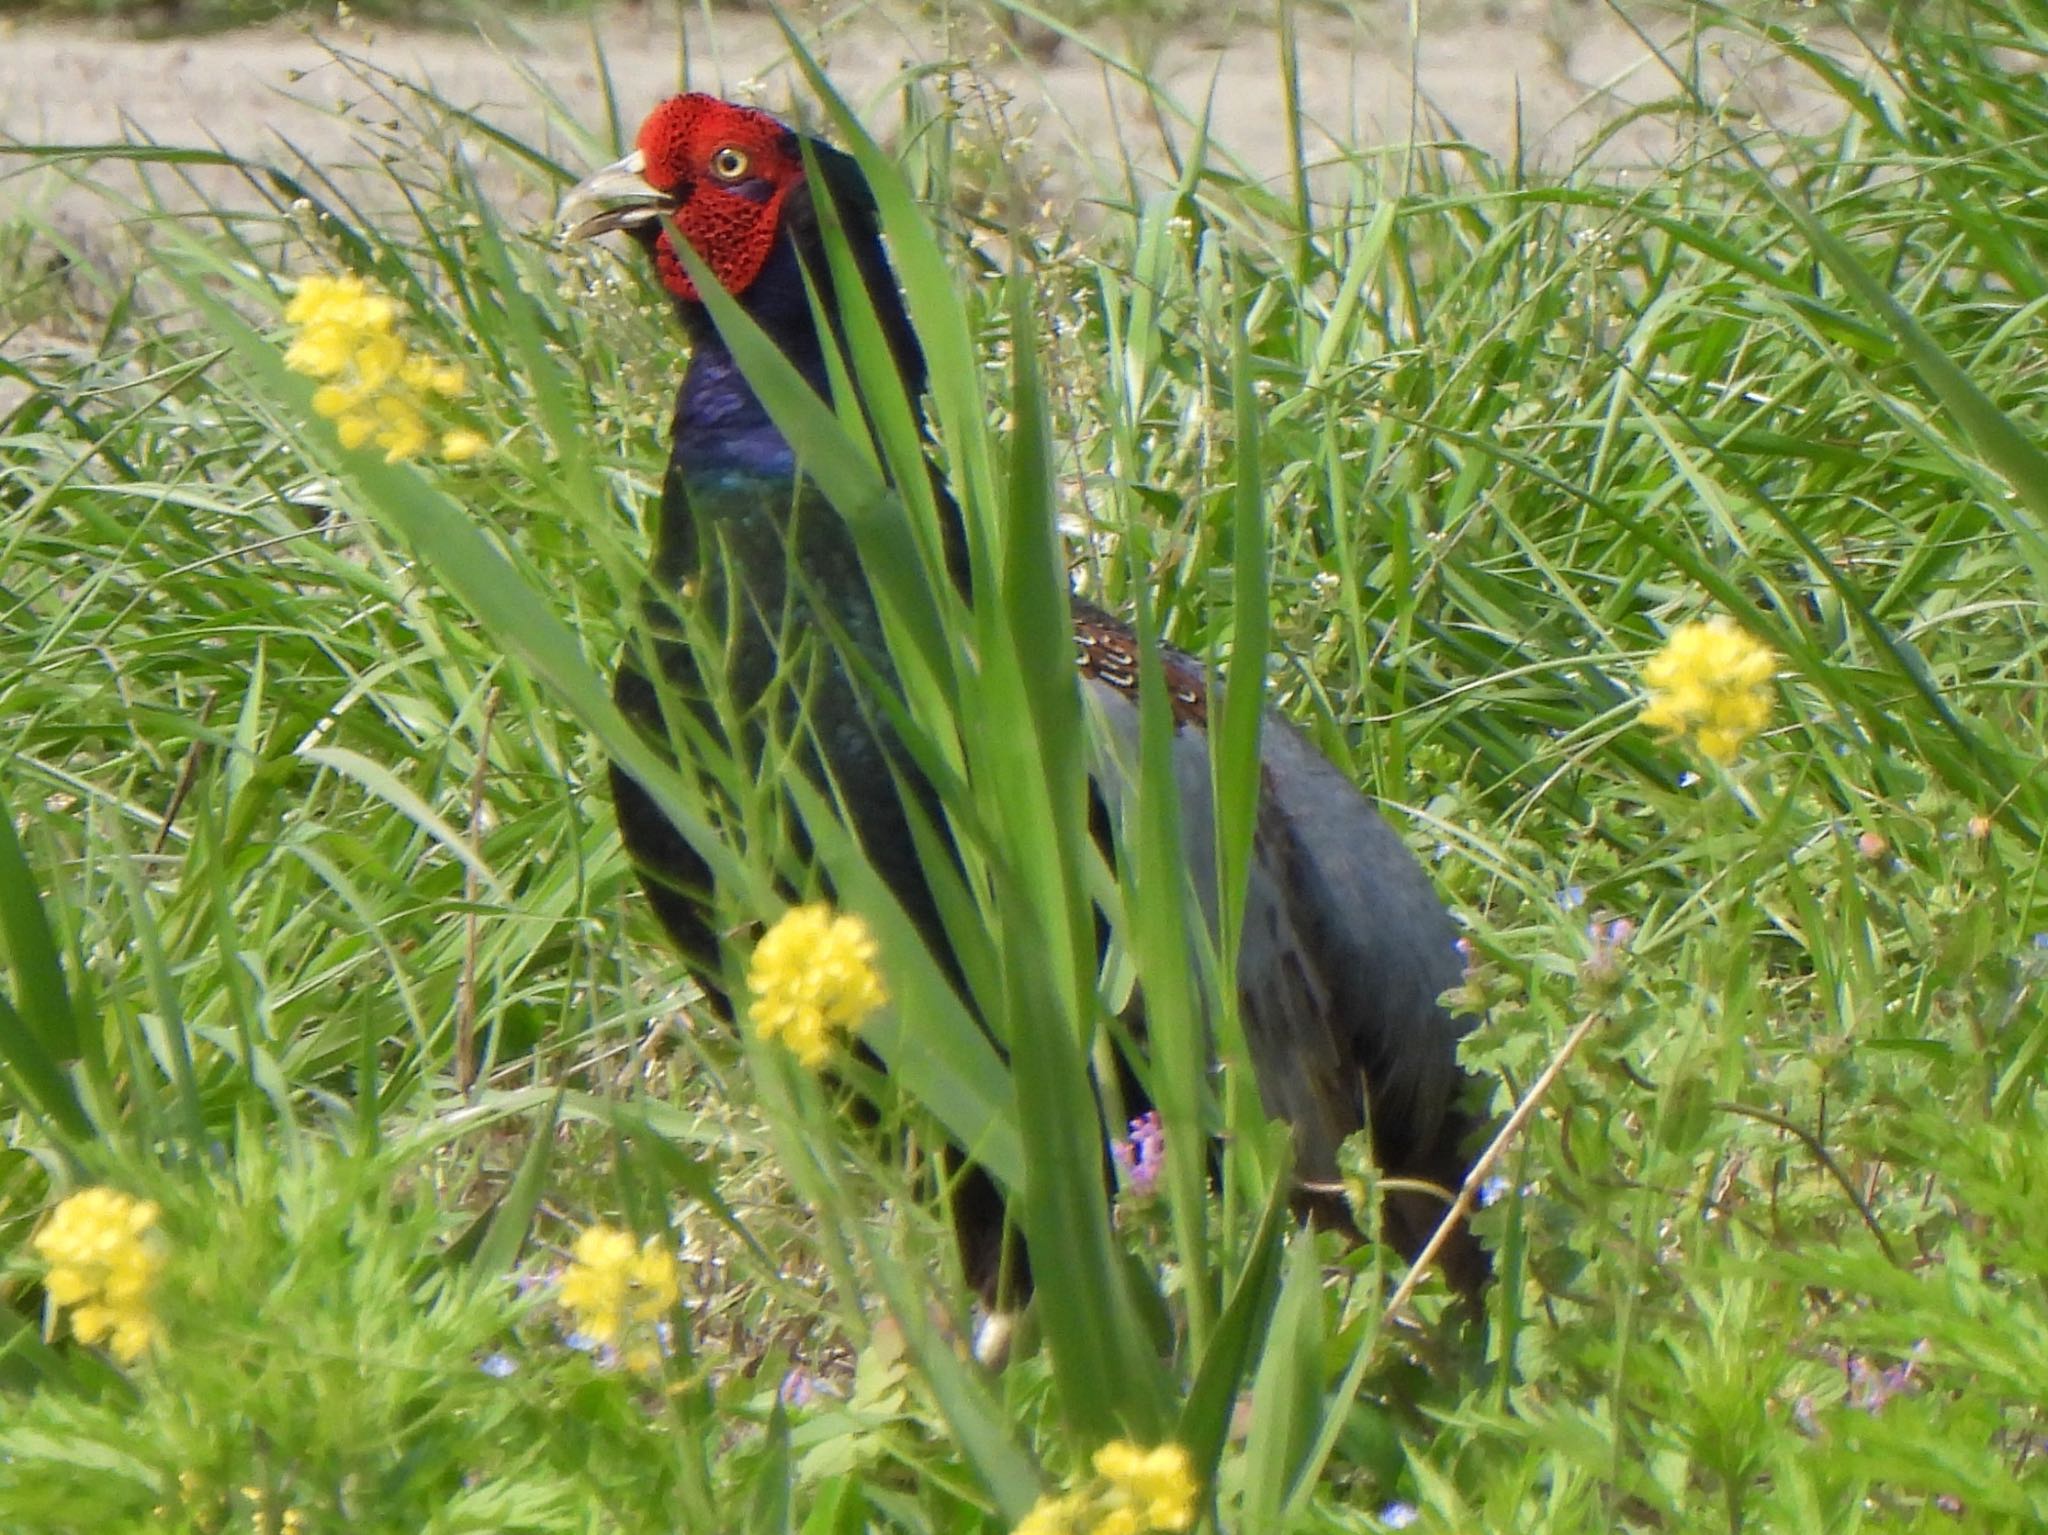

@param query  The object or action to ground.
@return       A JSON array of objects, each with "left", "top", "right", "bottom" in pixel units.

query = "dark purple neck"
[
  {"left": 671, "top": 238, "right": 830, "bottom": 480},
  {"left": 652, "top": 172, "right": 957, "bottom": 588}
]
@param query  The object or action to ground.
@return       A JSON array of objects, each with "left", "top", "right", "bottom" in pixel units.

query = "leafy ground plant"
[{"left": 2, "top": 0, "right": 2046, "bottom": 1529}]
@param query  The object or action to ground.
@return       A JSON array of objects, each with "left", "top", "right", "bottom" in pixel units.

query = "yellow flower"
[
  {"left": 747, "top": 904, "right": 887, "bottom": 1068},
  {"left": 1640, "top": 616, "right": 1777, "bottom": 763},
  {"left": 1013, "top": 1492, "right": 1088, "bottom": 1535},
  {"left": 283, "top": 272, "right": 482, "bottom": 463},
  {"left": 401, "top": 354, "right": 467, "bottom": 398},
  {"left": 239, "top": 1487, "right": 306, "bottom": 1535},
  {"left": 283, "top": 273, "right": 395, "bottom": 378},
  {"left": 159, "top": 1477, "right": 305, "bottom": 1535},
  {"left": 1012, "top": 1442, "right": 1199, "bottom": 1535},
  {"left": 372, "top": 392, "right": 432, "bottom": 463},
  {"left": 32, "top": 1187, "right": 167, "bottom": 1363},
  {"left": 1093, "top": 1441, "right": 1197, "bottom": 1533},
  {"left": 557, "top": 1224, "right": 680, "bottom": 1359},
  {"left": 309, "top": 382, "right": 361, "bottom": 419},
  {"left": 351, "top": 329, "right": 408, "bottom": 391},
  {"left": 440, "top": 428, "right": 490, "bottom": 462}
]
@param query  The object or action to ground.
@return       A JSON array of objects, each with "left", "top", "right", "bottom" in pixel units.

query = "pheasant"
[{"left": 563, "top": 93, "right": 1489, "bottom": 1312}]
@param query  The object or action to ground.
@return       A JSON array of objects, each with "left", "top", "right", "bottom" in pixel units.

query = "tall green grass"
[{"left": 1, "top": 0, "right": 2044, "bottom": 1528}]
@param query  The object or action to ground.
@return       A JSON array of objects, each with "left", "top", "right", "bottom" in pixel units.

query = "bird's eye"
[{"left": 709, "top": 146, "right": 750, "bottom": 182}]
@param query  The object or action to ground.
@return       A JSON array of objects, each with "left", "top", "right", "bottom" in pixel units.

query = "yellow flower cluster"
[
  {"left": 240, "top": 1487, "right": 305, "bottom": 1535},
  {"left": 156, "top": 1475, "right": 305, "bottom": 1535},
  {"left": 1014, "top": 1441, "right": 1200, "bottom": 1535},
  {"left": 32, "top": 1187, "right": 167, "bottom": 1363},
  {"left": 1640, "top": 615, "right": 1778, "bottom": 763},
  {"left": 747, "top": 903, "right": 888, "bottom": 1068},
  {"left": 557, "top": 1224, "right": 680, "bottom": 1370},
  {"left": 283, "top": 273, "right": 488, "bottom": 463}
]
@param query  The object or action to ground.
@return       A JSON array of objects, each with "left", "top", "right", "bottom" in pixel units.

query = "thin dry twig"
[
  {"left": 455, "top": 686, "right": 501, "bottom": 1097},
  {"left": 1381, "top": 1007, "right": 1606, "bottom": 1325},
  {"left": 1714, "top": 1097, "right": 1899, "bottom": 1265},
  {"left": 152, "top": 689, "right": 218, "bottom": 855}
]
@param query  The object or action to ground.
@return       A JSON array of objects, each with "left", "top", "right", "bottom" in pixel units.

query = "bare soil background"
[{"left": 1, "top": 2, "right": 1856, "bottom": 226}]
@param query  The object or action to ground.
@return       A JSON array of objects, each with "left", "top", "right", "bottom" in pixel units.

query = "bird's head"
[
  {"left": 563, "top": 93, "right": 930, "bottom": 445},
  {"left": 563, "top": 94, "right": 828, "bottom": 304}
]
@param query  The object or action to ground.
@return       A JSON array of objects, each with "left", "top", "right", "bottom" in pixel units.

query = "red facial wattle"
[{"left": 633, "top": 95, "right": 805, "bottom": 304}]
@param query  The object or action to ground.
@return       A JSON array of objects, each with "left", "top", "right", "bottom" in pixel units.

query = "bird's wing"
[
  {"left": 1254, "top": 717, "right": 1474, "bottom": 1172},
  {"left": 1078, "top": 673, "right": 1363, "bottom": 1179}
]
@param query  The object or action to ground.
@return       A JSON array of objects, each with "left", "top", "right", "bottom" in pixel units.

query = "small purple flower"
[
  {"left": 1791, "top": 1394, "right": 1822, "bottom": 1438},
  {"left": 779, "top": 1367, "right": 819, "bottom": 1408},
  {"left": 1579, "top": 915, "right": 1637, "bottom": 992},
  {"left": 2031, "top": 932, "right": 2048, "bottom": 951},
  {"left": 479, "top": 1351, "right": 519, "bottom": 1379},
  {"left": 1677, "top": 770, "right": 1701, "bottom": 789},
  {"left": 1557, "top": 884, "right": 1587, "bottom": 912},
  {"left": 1112, "top": 1111, "right": 1165, "bottom": 1199},
  {"left": 1845, "top": 1341, "right": 1926, "bottom": 1414},
  {"left": 1595, "top": 917, "right": 1636, "bottom": 949},
  {"left": 1478, "top": 1175, "right": 1510, "bottom": 1209},
  {"left": 1379, "top": 1502, "right": 1419, "bottom": 1529}
]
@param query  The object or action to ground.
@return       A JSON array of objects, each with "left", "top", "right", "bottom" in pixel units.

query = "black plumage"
[{"left": 565, "top": 94, "right": 1490, "bottom": 1312}]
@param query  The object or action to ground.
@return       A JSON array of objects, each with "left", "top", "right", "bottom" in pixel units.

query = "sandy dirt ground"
[{"left": 0, "top": 3, "right": 1855, "bottom": 230}]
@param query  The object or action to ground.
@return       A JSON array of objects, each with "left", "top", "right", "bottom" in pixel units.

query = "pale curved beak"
[{"left": 560, "top": 149, "right": 673, "bottom": 242}]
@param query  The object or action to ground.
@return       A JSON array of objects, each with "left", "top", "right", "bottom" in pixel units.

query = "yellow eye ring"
[{"left": 709, "top": 146, "right": 750, "bottom": 182}]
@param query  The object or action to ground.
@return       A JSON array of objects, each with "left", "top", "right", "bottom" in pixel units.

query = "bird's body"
[
  {"left": 609, "top": 461, "right": 948, "bottom": 999},
  {"left": 1072, "top": 608, "right": 1480, "bottom": 1280},
  {"left": 602, "top": 182, "right": 952, "bottom": 996},
  {"left": 567, "top": 94, "right": 1488, "bottom": 1308}
]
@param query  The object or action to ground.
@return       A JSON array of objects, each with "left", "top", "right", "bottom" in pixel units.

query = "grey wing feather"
[{"left": 1082, "top": 680, "right": 1473, "bottom": 1184}]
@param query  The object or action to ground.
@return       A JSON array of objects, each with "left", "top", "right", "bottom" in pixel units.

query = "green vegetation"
[{"left": 3, "top": 1, "right": 2045, "bottom": 1530}]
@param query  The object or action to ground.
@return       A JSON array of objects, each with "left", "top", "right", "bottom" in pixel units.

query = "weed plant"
[{"left": 1, "top": 1, "right": 2045, "bottom": 1530}]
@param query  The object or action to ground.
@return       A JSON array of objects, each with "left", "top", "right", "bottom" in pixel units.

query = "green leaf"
[
  {"left": 0, "top": 779, "right": 92, "bottom": 1142},
  {"left": 462, "top": 1091, "right": 561, "bottom": 1277}
]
